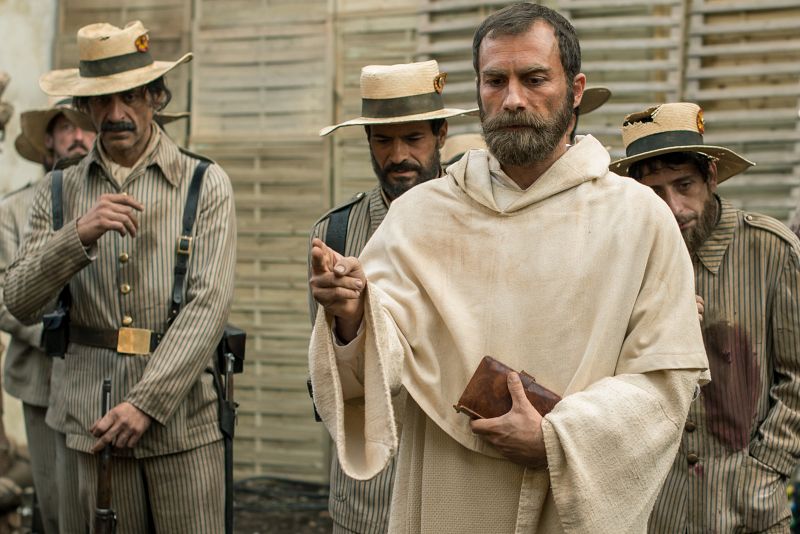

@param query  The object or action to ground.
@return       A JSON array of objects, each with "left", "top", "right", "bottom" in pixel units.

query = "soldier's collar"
[{"left": 695, "top": 195, "right": 737, "bottom": 274}]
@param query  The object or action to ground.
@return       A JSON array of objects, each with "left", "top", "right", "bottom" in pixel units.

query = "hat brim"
[
  {"left": 156, "top": 111, "right": 190, "bottom": 125},
  {"left": 14, "top": 133, "right": 44, "bottom": 164},
  {"left": 578, "top": 87, "right": 611, "bottom": 115},
  {"left": 319, "top": 107, "right": 478, "bottom": 137},
  {"left": 609, "top": 145, "right": 755, "bottom": 184},
  {"left": 40, "top": 53, "right": 193, "bottom": 97},
  {"left": 20, "top": 107, "right": 95, "bottom": 158}
]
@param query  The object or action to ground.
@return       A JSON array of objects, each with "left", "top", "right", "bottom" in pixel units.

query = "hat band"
[
  {"left": 362, "top": 92, "right": 444, "bottom": 119},
  {"left": 626, "top": 130, "right": 704, "bottom": 157},
  {"left": 79, "top": 51, "right": 154, "bottom": 78}
]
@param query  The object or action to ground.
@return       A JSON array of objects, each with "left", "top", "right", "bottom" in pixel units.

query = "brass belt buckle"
[{"left": 117, "top": 327, "right": 152, "bottom": 355}]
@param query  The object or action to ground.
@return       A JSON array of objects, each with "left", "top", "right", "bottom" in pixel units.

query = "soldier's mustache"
[
  {"left": 101, "top": 121, "right": 136, "bottom": 133},
  {"left": 68, "top": 140, "right": 89, "bottom": 152},
  {"left": 383, "top": 161, "right": 421, "bottom": 175}
]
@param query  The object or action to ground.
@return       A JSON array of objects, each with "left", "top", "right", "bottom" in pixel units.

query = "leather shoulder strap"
[
  {"left": 168, "top": 161, "right": 211, "bottom": 324},
  {"left": 51, "top": 169, "right": 64, "bottom": 231},
  {"left": 325, "top": 203, "right": 353, "bottom": 255}
]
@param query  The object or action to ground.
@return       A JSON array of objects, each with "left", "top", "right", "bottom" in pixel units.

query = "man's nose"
[
  {"left": 663, "top": 190, "right": 686, "bottom": 217},
  {"left": 389, "top": 140, "right": 410, "bottom": 163},
  {"left": 502, "top": 79, "right": 526, "bottom": 112},
  {"left": 106, "top": 96, "right": 127, "bottom": 121}
]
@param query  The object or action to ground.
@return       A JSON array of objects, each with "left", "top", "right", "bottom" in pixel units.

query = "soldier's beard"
[
  {"left": 681, "top": 192, "right": 719, "bottom": 254},
  {"left": 480, "top": 91, "right": 573, "bottom": 168},
  {"left": 370, "top": 149, "right": 441, "bottom": 200}
]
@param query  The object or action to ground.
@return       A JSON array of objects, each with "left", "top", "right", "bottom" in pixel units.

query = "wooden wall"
[{"left": 52, "top": 0, "right": 800, "bottom": 483}]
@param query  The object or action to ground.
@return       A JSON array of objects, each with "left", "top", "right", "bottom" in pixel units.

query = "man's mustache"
[
  {"left": 483, "top": 110, "right": 546, "bottom": 132},
  {"left": 68, "top": 140, "right": 90, "bottom": 153},
  {"left": 382, "top": 161, "right": 421, "bottom": 175},
  {"left": 101, "top": 121, "right": 135, "bottom": 133}
]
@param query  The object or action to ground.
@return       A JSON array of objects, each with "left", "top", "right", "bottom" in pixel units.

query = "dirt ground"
[{"left": 234, "top": 477, "right": 333, "bottom": 534}]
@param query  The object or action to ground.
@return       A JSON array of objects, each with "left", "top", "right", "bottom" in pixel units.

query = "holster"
[{"left": 41, "top": 304, "right": 69, "bottom": 358}]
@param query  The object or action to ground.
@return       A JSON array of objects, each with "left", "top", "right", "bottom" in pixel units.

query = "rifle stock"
[{"left": 94, "top": 379, "right": 117, "bottom": 534}]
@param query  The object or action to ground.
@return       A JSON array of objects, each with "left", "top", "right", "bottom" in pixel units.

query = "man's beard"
[
  {"left": 479, "top": 91, "right": 573, "bottom": 168},
  {"left": 680, "top": 193, "right": 719, "bottom": 254},
  {"left": 370, "top": 149, "right": 441, "bottom": 200}
]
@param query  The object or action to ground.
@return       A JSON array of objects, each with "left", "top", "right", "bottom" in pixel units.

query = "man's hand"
[
  {"left": 696, "top": 295, "right": 705, "bottom": 323},
  {"left": 90, "top": 401, "right": 152, "bottom": 453},
  {"left": 309, "top": 238, "right": 367, "bottom": 342},
  {"left": 470, "top": 373, "right": 547, "bottom": 469},
  {"left": 76, "top": 193, "right": 144, "bottom": 246}
]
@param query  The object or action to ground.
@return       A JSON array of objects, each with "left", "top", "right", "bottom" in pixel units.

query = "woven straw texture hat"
[
  {"left": 610, "top": 102, "right": 753, "bottom": 183},
  {"left": 40, "top": 21, "right": 192, "bottom": 97},
  {"left": 0, "top": 71, "right": 13, "bottom": 136},
  {"left": 440, "top": 133, "right": 487, "bottom": 165},
  {"left": 320, "top": 60, "right": 477, "bottom": 136},
  {"left": 578, "top": 87, "right": 610, "bottom": 115},
  {"left": 15, "top": 97, "right": 95, "bottom": 164}
]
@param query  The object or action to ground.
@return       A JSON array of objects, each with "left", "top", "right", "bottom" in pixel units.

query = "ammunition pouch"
[{"left": 217, "top": 325, "right": 245, "bottom": 375}]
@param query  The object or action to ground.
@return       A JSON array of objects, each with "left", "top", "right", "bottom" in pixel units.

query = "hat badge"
[
  {"left": 135, "top": 34, "right": 149, "bottom": 53},
  {"left": 433, "top": 73, "right": 447, "bottom": 94},
  {"left": 696, "top": 109, "right": 705, "bottom": 134}
]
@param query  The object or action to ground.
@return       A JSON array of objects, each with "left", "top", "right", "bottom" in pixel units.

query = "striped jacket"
[
  {"left": 309, "top": 186, "right": 395, "bottom": 534},
  {"left": 0, "top": 182, "right": 51, "bottom": 407},
  {"left": 4, "top": 132, "right": 236, "bottom": 457},
  {"left": 649, "top": 196, "right": 800, "bottom": 533}
]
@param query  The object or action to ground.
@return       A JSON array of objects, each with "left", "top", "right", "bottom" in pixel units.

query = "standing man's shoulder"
[
  {"left": 310, "top": 190, "right": 370, "bottom": 237},
  {"left": 737, "top": 210, "right": 800, "bottom": 251},
  {"left": 176, "top": 146, "right": 233, "bottom": 195}
]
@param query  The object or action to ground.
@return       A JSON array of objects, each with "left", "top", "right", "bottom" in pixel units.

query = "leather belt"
[{"left": 70, "top": 325, "right": 163, "bottom": 355}]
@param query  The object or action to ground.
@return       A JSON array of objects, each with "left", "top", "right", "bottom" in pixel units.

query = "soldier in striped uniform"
[
  {"left": 309, "top": 60, "right": 475, "bottom": 534},
  {"left": 4, "top": 21, "right": 235, "bottom": 534},
  {"left": 612, "top": 102, "right": 800, "bottom": 533},
  {"left": 0, "top": 97, "right": 95, "bottom": 533}
]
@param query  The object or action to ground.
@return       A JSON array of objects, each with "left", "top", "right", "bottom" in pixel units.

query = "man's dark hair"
[
  {"left": 472, "top": 3, "right": 581, "bottom": 84},
  {"left": 73, "top": 76, "right": 172, "bottom": 114},
  {"left": 364, "top": 118, "right": 446, "bottom": 138},
  {"left": 628, "top": 152, "right": 715, "bottom": 182}
]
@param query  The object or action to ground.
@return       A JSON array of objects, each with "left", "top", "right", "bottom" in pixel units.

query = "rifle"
[
  {"left": 215, "top": 326, "right": 245, "bottom": 534},
  {"left": 94, "top": 379, "right": 117, "bottom": 534}
]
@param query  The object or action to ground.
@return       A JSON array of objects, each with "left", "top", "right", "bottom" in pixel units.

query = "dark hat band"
[
  {"left": 626, "top": 130, "right": 704, "bottom": 157},
  {"left": 362, "top": 92, "right": 444, "bottom": 119},
  {"left": 79, "top": 51, "right": 154, "bottom": 78}
]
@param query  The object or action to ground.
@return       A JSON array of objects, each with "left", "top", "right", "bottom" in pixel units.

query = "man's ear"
[
  {"left": 44, "top": 134, "right": 54, "bottom": 151},
  {"left": 708, "top": 160, "right": 719, "bottom": 193},
  {"left": 437, "top": 121, "right": 449, "bottom": 149},
  {"left": 572, "top": 73, "right": 586, "bottom": 110}
]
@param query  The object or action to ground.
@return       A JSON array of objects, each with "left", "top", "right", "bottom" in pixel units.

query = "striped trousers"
[
  {"left": 54, "top": 430, "right": 86, "bottom": 533},
  {"left": 22, "top": 404, "right": 58, "bottom": 534},
  {"left": 77, "top": 439, "right": 224, "bottom": 534}
]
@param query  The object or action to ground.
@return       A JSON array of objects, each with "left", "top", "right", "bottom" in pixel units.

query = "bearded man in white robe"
[{"left": 308, "top": 4, "right": 710, "bottom": 533}]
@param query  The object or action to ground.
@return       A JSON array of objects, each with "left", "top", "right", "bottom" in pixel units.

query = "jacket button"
[
  {"left": 120, "top": 283, "right": 131, "bottom": 295},
  {"left": 119, "top": 252, "right": 129, "bottom": 263},
  {"left": 122, "top": 316, "right": 133, "bottom": 326},
  {"left": 685, "top": 421, "right": 696, "bottom": 432},
  {"left": 687, "top": 453, "right": 699, "bottom": 465}
]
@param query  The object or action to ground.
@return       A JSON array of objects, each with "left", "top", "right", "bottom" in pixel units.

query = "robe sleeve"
[
  {"left": 542, "top": 368, "right": 703, "bottom": 533},
  {"left": 308, "top": 283, "right": 404, "bottom": 480}
]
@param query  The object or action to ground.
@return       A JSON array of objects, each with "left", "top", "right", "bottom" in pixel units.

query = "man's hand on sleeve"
[
  {"left": 470, "top": 372, "right": 548, "bottom": 469},
  {"left": 309, "top": 237, "right": 367, "bottom": 343},
  {"left": 696, "top": 295, "right": 705, "bottom": 323},
  {"left": 90, "top": 401, "right": 152, "bottom": 452}
]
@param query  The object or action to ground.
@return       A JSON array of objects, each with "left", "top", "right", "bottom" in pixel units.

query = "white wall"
[
  {"left": 0, "top": 0, "right": 58, "bottom": 194},
  {"left": 0, "top": 0, "right": 57, "bottom": 444}
]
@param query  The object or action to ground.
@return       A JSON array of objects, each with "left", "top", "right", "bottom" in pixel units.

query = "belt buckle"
[{"left": 117, "top": 327, "right": 151, "bottom": 355}]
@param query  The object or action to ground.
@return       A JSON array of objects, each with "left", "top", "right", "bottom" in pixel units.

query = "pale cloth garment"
[{"left": 309, "top": 135, "right": 711, "bottom": 533}]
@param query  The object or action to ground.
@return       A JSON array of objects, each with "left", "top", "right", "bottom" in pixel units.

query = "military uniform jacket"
[
  {"left": 4, "top": 132, "right": 237, "bottom": 457},
  {"left": 0, "top": 182, "right": 50, "bottom": 407},
  {"left": 309, "top": 185, "right": 394, "bottom": 534},
  {"left": 650, "top": 197, "right": 800, "bottom": 533}
]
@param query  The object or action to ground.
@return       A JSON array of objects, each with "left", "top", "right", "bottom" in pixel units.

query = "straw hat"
[
  {"left": 0, "top": 71, "right": 12, "bottom": 136},
  {"left": 320, "top": 60, "right": 477, "bottom": 136},
  {"left": 14, "top": 97, "right": 95, "bottom": 164},
  {"left": 40, "top": 21, "right": 192, "bottom": 97},
  {"left": 156, "top": 111, "right": 189, "bottom": 125},
  {"left": 609, "top": 102, "right": 754, "bottom": 183},
  {"left": 578, "top": 87, "right": 610, "bottom": 115},
  {"left": 440, "top": 133, "right": 487, "bottom": 165}
]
